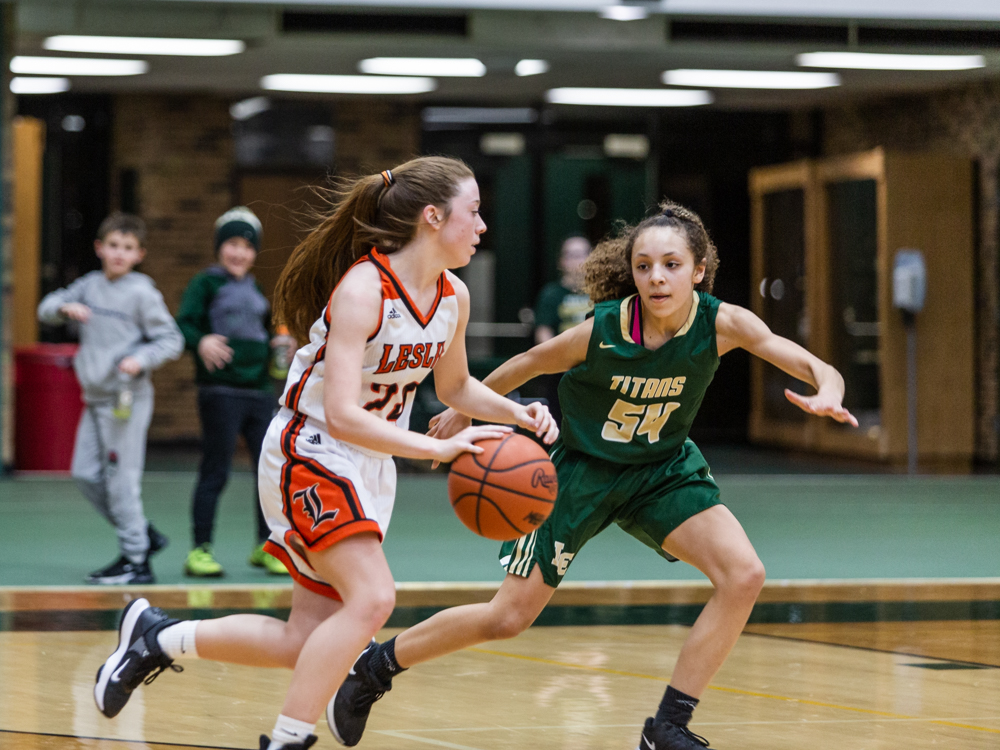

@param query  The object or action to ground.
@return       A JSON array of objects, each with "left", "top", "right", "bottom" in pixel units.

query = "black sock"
[
  {"left": 369, "top": 637, "right": 406, "bottom": 685},
  {"left": 655, "top": 685, "right": 699, "bottom": 728}
]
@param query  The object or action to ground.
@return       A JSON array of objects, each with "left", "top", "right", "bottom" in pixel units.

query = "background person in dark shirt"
[
  {"left": 533, "top": 235, "right": 592, "bottom": 423},
  {"left": 534, "top": 235, "right": 593, "bottom": 344},
  {"left": 176, "top": 207, "right": 294, "bottom": 577}
]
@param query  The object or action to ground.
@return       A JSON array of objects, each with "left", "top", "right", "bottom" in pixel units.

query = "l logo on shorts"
[
  {"left": 551, "top": 541, "right": 575, "bottom": 576},
  {"left": 293, "top": 483, "right": 339, "bottom": 530}
]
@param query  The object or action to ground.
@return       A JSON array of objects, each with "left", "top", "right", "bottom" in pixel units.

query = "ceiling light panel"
[
  {"left": 547, "top": 88, "right": 712, "bottom": 107},
  {"left": 797, "top": 52, "right": 986, "bottom": 70},
  {"left": 599, "top": 5, "right": 650, "bottom": 21},
  {"left": 423, "top": 107, "right": 538, "bottom": 124},
  {"left": 664, "top": 69, "right": 840, "bottom": 89},
  {"left": 11, "top": 56, "right": 148, "bottom": 76},
  {"left": 261, "top": 74, "right": 437, "bottom": 94},
  {"left": 43, "top": 36, "right": 245, "bottom": 56},
  {"left": 515, "top": 59, "right": 550, "bottom": 77},
  {"left": 10, "top": 77, "right": 70, "bottom": 94},
  {"left": 359, "top": 58, "right": 486, "bottom": 77}
]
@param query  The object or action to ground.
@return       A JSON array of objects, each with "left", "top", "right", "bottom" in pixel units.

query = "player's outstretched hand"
[
  {"left": 60, "top": 303, "right": 91, "bottom": 323},
  {"left": 515, "top": 402, "right": 559, "bottom": 445},
  {"left": 784, "top": 389, "right": 859, "bottom": 427},
  {"left": 198, "top": 334, "right": 234, "bottom": 373},
  {"left": 434, "top": 424, "right": 513, "bottom": 466}
]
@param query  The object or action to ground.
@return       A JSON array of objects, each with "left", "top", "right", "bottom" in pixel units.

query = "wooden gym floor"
[
  {"left": 1, "top": 581, "right": 998, "bottom": 750},
  {"left": 1, "top": 472, "right": 996, "bottom": 748}
]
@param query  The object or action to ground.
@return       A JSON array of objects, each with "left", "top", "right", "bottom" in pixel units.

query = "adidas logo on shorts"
[{"left": 307, "top": 433, "right": 321, "bottom": 445}]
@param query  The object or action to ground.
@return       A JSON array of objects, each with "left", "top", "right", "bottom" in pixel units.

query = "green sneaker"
[
  {"left": 184, "top": 545, "right": 224, "bottom": 577},
  {"left": 249, "top": 543, "right": 289, "bottom": 575}
]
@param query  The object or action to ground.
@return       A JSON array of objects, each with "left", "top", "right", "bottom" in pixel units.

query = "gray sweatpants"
[{"left": 71, "top": 392, "right": 153, "bottom": 563}]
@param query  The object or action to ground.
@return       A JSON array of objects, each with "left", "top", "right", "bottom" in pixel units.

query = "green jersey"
[{"left": 557, "top": 291, "right": 721, "bottom": 465}]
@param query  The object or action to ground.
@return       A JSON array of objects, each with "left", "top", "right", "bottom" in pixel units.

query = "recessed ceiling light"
[
  {"left": 11, "top": 56, "right": 148, "bottom": 76},
  {"left": 10, "top": 77, "right": 70, "bottom": 94},
  {"left": 261, "top": 74, "right": 436, "bottom": 95},
  {"left": 359, "top": 58, "right": 486, "bottom": 77},
  {"left": 663, "top": 69, "right": 840, "bottom": 89},
  {"left": 546, "top": 88, "right": 712, "bottom": 107},
  {"left": 797, "top": 52, "right": 985, "bottom": 71},
  {"left": 43, "top": 35, "right": 245, "bottom": 56},
  {"left": 599, "top": 5, "right": 649, "bottom": 21},
  {"left": 515, "top": 59, "right": 550, "bottom": 77}
]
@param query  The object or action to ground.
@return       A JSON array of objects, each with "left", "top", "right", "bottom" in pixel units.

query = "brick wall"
[
  {"left": 112, "top": 94, "right": 421, "bottom": 442},
  {"left": 823, "top": 80, "right": 1000, "bottom": 462},
  {"left": 113, "top": 94, "right": 234, "bottom": 442},
  {"left": 334, "top": 99, "right": 421, "bottom": 175}
]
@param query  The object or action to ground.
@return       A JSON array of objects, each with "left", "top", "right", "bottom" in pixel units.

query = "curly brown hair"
[{"left": 582, "top": 200, "right": 719, "bottom": 304}]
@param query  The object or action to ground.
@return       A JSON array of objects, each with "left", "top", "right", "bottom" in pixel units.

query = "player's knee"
[
  {"left": 486, "top": 605, "right": 535, "bottom": 640},
  {"left": 358, "top": 587, "right": 396, "bottom": 634},
  {"left": 728, "top": 556, "right": 765, "bottom": 602}
]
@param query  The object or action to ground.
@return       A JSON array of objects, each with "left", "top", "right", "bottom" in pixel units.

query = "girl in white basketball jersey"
[{"left": 93, "top": 156, "right": 558, "bottom": 750}]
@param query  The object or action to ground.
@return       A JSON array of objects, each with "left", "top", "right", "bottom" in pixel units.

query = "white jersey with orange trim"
[{"left": 280, "top": 249, "right": 459, "bottom": 453}]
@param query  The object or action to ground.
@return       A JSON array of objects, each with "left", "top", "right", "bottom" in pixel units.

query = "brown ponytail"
[
  {"left": 583, "top": 199, "right": 720, "bottom": 304},
  {"left": 274, "top": 156, "right": 475, "bottom": 342}
]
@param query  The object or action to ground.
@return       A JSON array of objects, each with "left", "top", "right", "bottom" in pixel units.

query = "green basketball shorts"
[{"left": 499, "top": 438, "right": 722, "bottom": 588}]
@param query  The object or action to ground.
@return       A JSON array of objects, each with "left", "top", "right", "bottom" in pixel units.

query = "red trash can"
[{"left": 15, "top": 344, "right": 84, "bottom": 472}]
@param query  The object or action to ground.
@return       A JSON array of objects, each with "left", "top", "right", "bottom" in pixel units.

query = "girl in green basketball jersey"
[{"left": 329, "top": 201, "right": 858, "bottom": 750}]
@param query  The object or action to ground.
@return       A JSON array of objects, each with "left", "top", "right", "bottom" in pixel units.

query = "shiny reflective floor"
[{"left": 2, "top": 622, "right": 998, "bottom": 750}]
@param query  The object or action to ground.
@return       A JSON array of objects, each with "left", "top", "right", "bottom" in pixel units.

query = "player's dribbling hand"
[
  {"left": 198, "top": 334, "right": 234, "bottom": 372},
  {"left": 433, "top": 424, "right": 513, "bottom": 466},
  {"left": 515, "top": 402, "right": 559, "bottom": 445},
  {"left": 428, "top": 408, "right": 472, "bottom": 441},
  {"left": 428, "top": 408, "right": 473, "bottom": 468},
  {"left": 60, "top": 303, "right": 91, "bottom": 323},
  {"left": 785, "top": 389, "right": 859, "bottom": 427}
]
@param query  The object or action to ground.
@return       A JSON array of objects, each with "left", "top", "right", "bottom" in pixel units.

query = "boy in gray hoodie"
[{"left": 38, "top": 213, "right": 183, "bottom": 584}]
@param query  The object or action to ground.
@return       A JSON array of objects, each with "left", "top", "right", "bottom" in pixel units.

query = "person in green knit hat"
[{"left": 176, "top": 207, "right": 295, "bottom": 576}]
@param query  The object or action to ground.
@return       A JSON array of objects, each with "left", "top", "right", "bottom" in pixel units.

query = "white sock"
[
  {"left": 269, "top": 714, "right": 316, "bottom": 749},
  {"left": 156, "top": 620, "right": 200, "bottom": 660}
]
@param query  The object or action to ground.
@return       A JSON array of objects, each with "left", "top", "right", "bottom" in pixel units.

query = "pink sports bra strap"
[{"left": 630, "top": 295, "right": 643, "bottom": 346}]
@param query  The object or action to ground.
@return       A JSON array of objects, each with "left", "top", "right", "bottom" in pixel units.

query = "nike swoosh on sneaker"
[
  {"left": 641, "top": 737, "right": 655, "bottom": 750},
  {"left": 110, "top": 658, "right": 130, "bottom": 683},
  {"left": 599, "top": 341, "right": 615, "bottom": 349}
]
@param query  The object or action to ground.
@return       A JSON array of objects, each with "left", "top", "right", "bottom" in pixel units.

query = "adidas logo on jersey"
[
  {"left": 387, "top": 308, "right": 401, "bottom": 319},
  {"left": 307, "top": 433, "right": 321, "bottom": 446}
]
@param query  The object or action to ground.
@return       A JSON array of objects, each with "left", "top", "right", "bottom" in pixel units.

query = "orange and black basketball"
[{"left": 448, "top": 434, "right": 558, "bottom": 541}]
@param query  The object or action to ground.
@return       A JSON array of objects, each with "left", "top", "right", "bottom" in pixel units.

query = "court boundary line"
[
  {"left": 742, "top": 628, "right": 1000, "bottom": 669},
  {"left": 0, "top": 728, "right": 242, "bottom": 749},
  {"left": 467, "top": 646, "right": 1000, "bottom": 735}
]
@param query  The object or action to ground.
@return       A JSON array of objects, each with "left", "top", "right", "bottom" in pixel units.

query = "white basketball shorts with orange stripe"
[{"left": 259, "top": 406, "right": 396, "bottom": 600}]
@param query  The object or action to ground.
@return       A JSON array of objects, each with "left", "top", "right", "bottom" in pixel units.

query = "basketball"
[{"left": 448, "top": 434, "right": 558, "bottom": 541}]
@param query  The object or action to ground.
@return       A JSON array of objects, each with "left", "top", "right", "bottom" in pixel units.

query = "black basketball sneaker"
[
  {"left": 86, "top": 556, "right": 155, "bottom": 585},
  {"left": 327, "top": 640, "right": 392, "bottom": 746},
  {"left": 94, "top": 597, "right": 182, "bottom": 717},
  {"left": 147, "top": 523, "right": 170, "bottom": 556},
  {"left": 258, "top": 734, "right": 317, "bottom": 750},
  {"left": 637, "top": 717, "right": 710, "bottom": 749}
]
